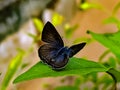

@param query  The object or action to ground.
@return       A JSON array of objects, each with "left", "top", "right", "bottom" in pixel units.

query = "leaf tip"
[
  {"left": 13, "top": 78, "right": 18, "bottom": 84},
  {"left": 13, "top": 75, "right": 24, "bottom": 84},
  {"left": 86, "top": 30, "right": 91, "bottom": 34}
]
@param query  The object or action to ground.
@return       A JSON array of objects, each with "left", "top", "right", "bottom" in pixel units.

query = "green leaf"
[
  {"left": 107, "top": 68, "right": 120, "bottom": 82},
  {"left": 87, "top": 31, "right": 120, "bottom": 60},
  {"left": 52, "top": 12, "right": 63, "bottom": 26},
  {"left": 108, "top": 57, "right": 117, "bottom": 68},
  {"left": 99, "top": 49, "right": 111, "bottom": 62},
  {"left": 103, "top": 17, "right": 119, "bottom": 24},
  {"left": 32, "top": 18, "right": 44, "bottom": 33},
  {"left": 27, "top": 33, "right": 38, "bottom": 39},
  {"left": 79, "top": 2, "right": 103, "bottom": 10},
  {"left": 1, "top": 50, "right": 24, "bottom": 90},
  {"left": 103, "top": 17, "right": 120, "bottom": 29},
  {"left": 54, "top": 86, "right": 79, "bottom": 90},
  {"left": 13, "top": 57, "right": 109, "bottom": 83}
]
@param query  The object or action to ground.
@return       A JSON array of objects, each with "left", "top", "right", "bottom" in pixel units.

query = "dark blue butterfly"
[{"left": 38, "top": 21, "right": 86, "bottom": 70}]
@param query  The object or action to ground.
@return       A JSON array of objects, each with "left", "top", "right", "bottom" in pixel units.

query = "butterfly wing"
[
  {"left": 42, "top": 21, "right": 64, "bottom": 47},
  {"left": 69, "top": 42, "right": 86, "bottom": 57},
  {"left": 38, "top": 44, "right": 59, "bottom": 64},
  {"left": 39, "top": 21, "right": 64, "bottom": 65}
]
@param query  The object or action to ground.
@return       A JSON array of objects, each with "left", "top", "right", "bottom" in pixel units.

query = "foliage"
[
  {"left": 0, "top": 50, "right": 25, "bottom": 90},
  {"left": 13, "top": 57, "right": 109, "bottom": 83},
  {"left": 78, "top": 0, "right": 104, "bottom": 11},
  {"left": 87, "top": 30, "right": 120, "bottom": 60},
  {"left": 86, "top": 2, "right": 120, "bottom": 88},
  {"left": 103, "top": 17, "right": 120, "bottom": 30}
]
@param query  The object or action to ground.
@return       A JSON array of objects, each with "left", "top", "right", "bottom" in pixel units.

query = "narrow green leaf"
[
  {"left": 107, "top": 68, "right": 120, "bottom": 82},
  {"left": 32, "top": 18, "right": 44, "bottom": 33},
  {"left": 1, "top": 50, "right": 24, "bottom": 90},
  {"left": 13, "top": 57, "right": 109, "bottom": 83},
  {"left": 54, "top": 86, "right": 79, "bottom": 90},
  {"left": 108, "top": 57, "right": 117, "bottom": 68},
  {"left": 27, "top": 33, "right": 38, "bottom": 39},
  {"left": 99, "top": 49, "right": 111, "bottom": 62},
  {"left": 103, "top": 17, "right": 119, "bottom": 24},
  {"left": 79, "top": 2, "right": 103, "bottom": 10},
  {"left": 103, "top": 16, "right": 120, "bottom": 29},
  {"left": 87, "top": 31, "right": 120, "bottom": 60}
]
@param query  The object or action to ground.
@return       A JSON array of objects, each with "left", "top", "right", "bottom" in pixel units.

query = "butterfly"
[{"left": 38, "top": 21, "right": 86, "bottom": 70}]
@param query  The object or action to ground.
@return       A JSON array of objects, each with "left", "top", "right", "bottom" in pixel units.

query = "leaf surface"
[{"left": 13, "top": 57, "right": 109, "bottom": 83}]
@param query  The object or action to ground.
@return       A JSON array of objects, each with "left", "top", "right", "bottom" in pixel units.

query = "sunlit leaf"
[
  {"left": 79, "top": 2, "right": 103, "bottom": 10},
  {"left": 32, "top": 18, "right": 44, "bottom": 33},
  {"left": 13, "top": 57, "right": 109, "bottom": 83},
  {"left": 1, "top": 50, "right": 24, "bottom": 90},
  {"left": 87, "top": 31, "right": 120, "bottom": 60},
  {"left": 103, "top": 17, "right": 120, "bottom": 29},
  {"left": 52, "top": 12, "right": 63, "bottom": 26},
  {"left": 54, "top": 86, "right": 79, "bottom": 90}
]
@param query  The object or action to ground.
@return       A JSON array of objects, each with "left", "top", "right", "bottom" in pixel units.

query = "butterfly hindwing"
[
  {"left": 42, "top": 21, "right": 64, "bottom": 47},
  {"left": 69, "top": 43, "right": 86, "bottom": 57},
  {"left": 38, "top": 44, "right": 59, "bottom": 64}
]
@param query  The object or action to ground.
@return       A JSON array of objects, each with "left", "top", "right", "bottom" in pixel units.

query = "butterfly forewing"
[
  {"left": 42, "top": 22, "right": 64, "bottom": 47},
  {"left": 69, "top": 43, "right": 86, "bottom": 57}
]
